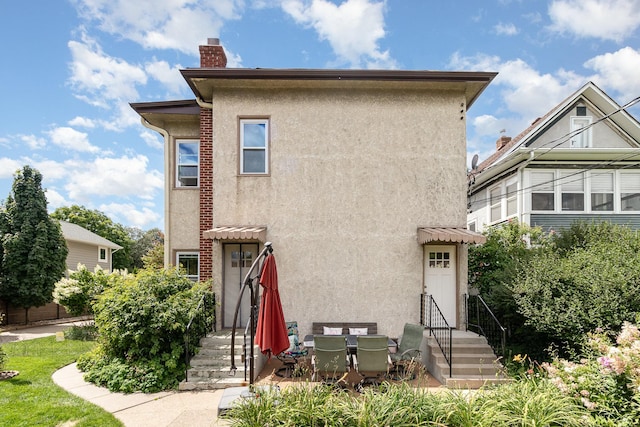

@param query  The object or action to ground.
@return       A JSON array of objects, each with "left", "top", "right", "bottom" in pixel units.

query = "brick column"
[{"left": 198, "top": 38, "right": 226, "bottom": 282}]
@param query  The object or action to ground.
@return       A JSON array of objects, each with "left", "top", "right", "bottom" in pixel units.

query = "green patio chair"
[
  {"left": 390, "top": 323, "right": 424, "bottom": 378},
  {"left": 353, "top": 335, "right": 391, "bottom": 389},
  {"left": 312, "top": 335, "right": 350, "bottom": 383}
]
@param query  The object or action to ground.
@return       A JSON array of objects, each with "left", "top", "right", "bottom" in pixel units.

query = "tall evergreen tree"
[{"left": 0, "top": 166, "right": 68, "bottom": 312}]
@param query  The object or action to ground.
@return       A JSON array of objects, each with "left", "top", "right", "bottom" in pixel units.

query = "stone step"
[
  {"left": 179, "top": 376, "right": 250, "bottom": 391},
  {"left": 431, "top": 352, "right": 500, "bottom": 365},
  {"left": 428, "top": 342, "right": 497, "bottom": 355},
  {"left": 436, "top": 361, "right": 502, "bottom": 377},
  {"left": 194, "top": 346, "right": 244, "bottom": 357},
  {"left": 444, "top": 375, "right": 512, "bottom": 389}
]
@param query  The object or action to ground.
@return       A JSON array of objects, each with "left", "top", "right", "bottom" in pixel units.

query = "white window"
[
  {"left": 490, "top": 187, "right": 502, "bottom": 222},
  {"left": 561, "top": 172, "right": 584, "bottom": 211},
  {"left": 239, "top": 118, "right": 269, "bottom": 175},
  {"left": 570, "top": 117, "right": 592, "bottom": 148},
  {"left": 176, "top": 140, "right": 199, "bottom": 187},
  {"left": 506, "top": 181, "right": 517, "bottom": 217},
  {"left": 531, "top": 171, "right": 555, "bottom": 211},
  {"left": 591, "top": 172, "right": 614, "bottom": 211},
  {"left": 176, "top": 252, "right": 199, "bottom": 281},
  {"left": 620, "top": 172, "right": 640, "bottom": 211},
  {"left": 98, "top": 247, "right": 107, "bottom": 262},
  {"left": 467, "top": 221, "right": 476, "bottom": 232}
]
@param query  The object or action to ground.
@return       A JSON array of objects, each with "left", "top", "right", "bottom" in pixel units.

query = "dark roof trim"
[
  {"left": 130, "top": 99, "right": 199, "bottom": 115},
  {"left": 181, "top": 68, "right": 497, "bottom": 83}
]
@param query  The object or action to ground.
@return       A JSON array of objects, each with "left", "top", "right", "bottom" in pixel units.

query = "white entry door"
[
  {"left": 223, "top": 243, "right": 258, "bottom": 329},
  {"left": 424, "top": 245, "right": 457, "bottom": 327}
]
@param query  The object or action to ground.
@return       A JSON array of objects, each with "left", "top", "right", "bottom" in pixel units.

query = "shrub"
[
  {"left": 53, "top": 264, "right": 128, "bottom": 316},
  {"left": 77, "top": 267, "right": 214, "bottom": 392},
  {"left": 543, "top": 322, "right": 640, "bottom": 426}
]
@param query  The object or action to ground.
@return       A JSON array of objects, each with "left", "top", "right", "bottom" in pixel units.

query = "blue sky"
[{"left": 1, "top": 0, "right": 639, "bottom": 231}]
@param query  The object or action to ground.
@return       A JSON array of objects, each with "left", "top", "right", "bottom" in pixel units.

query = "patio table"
[{"left": 303, "top": 334, "right": 397, "bottom": 354}]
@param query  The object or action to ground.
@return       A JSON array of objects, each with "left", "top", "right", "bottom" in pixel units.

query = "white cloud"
[
  {"left": 584, "top": 47, "right": 640, "bottom": 97},
  {"left": 46, "top": 127, "right": 100, "bottom": 153},
  {"left": 68, "top": 116, "right": 96, "bottom": 128},
  {"left": 73, "top": 0, "right": 243, "bottom": 55},
  {"left": 20, "top": 134, "right": 46, "bottom": 150},
  {"left": 68, "top": 32, "right": 147, "bottom": 104},
  {"left": 100, "top": 202, "right": 161, "bottom": 228},
  {"left": 0, "top": 158, "right": 23, "bottom": 179},
  {"left": 65, "top": 154, "right": 163, "bottom": 201},
  {"left": 145, "top": 60, "right": 188, "bottom": 95},
  {"left": 281, "top": 0, "right": 396, "bottom": 69},
  {"left": 548, "top": 0, "right": 640, "bottom": 42},
  {"left": 44, "top": 188, "right": 68, "bottom": 210},
  {"left": 494, "top": 22, "right": 518, "bottom": 36},
  {"left": 140, "top": 130, "right": 164, "bottom": 150}
]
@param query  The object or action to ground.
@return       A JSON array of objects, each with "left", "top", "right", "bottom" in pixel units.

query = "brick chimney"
[
  {"left": 199, "top": 38, "right": 227, "bottom": 68},
  {"left": 496, "top": 135, "right": 512, "bottom": 150}
]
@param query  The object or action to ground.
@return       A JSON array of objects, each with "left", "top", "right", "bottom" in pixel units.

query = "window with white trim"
[
  {"left": 239, "top": 118, "right": 269, "bottom": 175},
  {"left": 620, "top": 172, "right": 640, "bottom": 211},
  {"left": 531, "top": 171, "right": 555, "bottom": 211},
  {"left": 489, "top": 186, "right": 502, "bottom": 222},
  {"left": 176, "top": 140, "right": 199, "bottom": 187},
  {"left": 98, "top": 247, "right": 107, "bottom": 262},
  {"left": 176, "top": 252, "right": 199, "bottom": 281},
  {"left": 591, "top": 172, "right": 614, "bottom": 211},
  {"left": 506, "top": 181, "right": 517, "bottom": 217},
  {"left": 561, "top": 171, "right": 584, "bottom": 211},
  {"left": 570, "top": 117, "right": 592, "bottom": 148}
]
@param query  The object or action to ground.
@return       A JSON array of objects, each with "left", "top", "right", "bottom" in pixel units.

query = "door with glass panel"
[
  {"left": 223, "top": 243, "right": 258, "bottom": 328},
  {"left": 424, "top": 245, "right": 457, "bottom": 327}
]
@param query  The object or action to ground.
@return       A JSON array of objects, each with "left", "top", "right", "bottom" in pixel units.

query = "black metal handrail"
[
  {"left": 466, "top": 293, "right": 506, "bottom": 358},
  {"left": 420, "top": 294, "right": 452, "bottom": 378},
  {"left": 184, "top": 292, "right": 216, "bottom": 382}
]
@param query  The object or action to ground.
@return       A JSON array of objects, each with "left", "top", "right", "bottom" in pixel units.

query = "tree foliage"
[
  {"left": 51, "top": 205, "right": 133, "bottom": 270},
  {"left": 0, "top": 166, "right": 68, "bottom": 309},
  {"left": 512, "top": 222, "right": 640, "bottom": 350},
  {"left": 127, "top": 227, "right": 163, "bottom": 270}
]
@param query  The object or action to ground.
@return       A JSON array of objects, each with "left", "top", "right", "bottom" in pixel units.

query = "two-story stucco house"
[
  {"left": 468, "top": 82, "right": 640, "bottom": 234},
  {"left": 131, "top": 39, "right": 494, "bottom": 339}
]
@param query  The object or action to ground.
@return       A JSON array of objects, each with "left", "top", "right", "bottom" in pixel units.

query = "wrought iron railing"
[
  {"left": 420, "top": 294, "right": 452, "bottom": 378},
  {"left": 184, "top": 292, "right": 216, "bottom": 382},
  {"left": 466, "top": 293, "right": 506, "bottom": 358}
]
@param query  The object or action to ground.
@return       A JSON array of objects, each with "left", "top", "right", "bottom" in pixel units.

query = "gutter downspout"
[
  {"left": 195, "top": 97, "right": 213, "bottom": 109},
  {"left": 139, "top": 118, "right": 170, "bottom": 268}
]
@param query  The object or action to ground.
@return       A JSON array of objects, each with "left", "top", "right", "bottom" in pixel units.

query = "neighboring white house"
[
  {"left": 59, "top": 221, "right": 122, "bottom": 273},
  {"left": 468, "top": 81, "right": 640, "bottom": 233}
]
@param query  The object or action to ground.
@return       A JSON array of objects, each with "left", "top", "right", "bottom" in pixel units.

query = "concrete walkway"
[{"left": 1, "top": 322, "right": 230, "bottom": 426}]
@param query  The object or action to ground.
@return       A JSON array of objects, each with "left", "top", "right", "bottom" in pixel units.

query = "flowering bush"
[{"left": 543, "top": 322, "right": 640, "bottom": 426}]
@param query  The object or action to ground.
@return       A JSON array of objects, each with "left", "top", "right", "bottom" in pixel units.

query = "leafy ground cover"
[{"left": 0, "top": 335, "right": 122, "bottom": 427}]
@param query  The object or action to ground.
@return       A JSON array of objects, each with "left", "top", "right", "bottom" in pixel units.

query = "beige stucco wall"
[{"left": 207, "top": 85, "right": 469, "bottom": 337}]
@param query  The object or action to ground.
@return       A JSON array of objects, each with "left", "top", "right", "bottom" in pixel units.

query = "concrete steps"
[
  {"left": 179, "top": 330, "right": 265, "bottom": 391},
  {"left": 425, "top": 330, "right": 510, "bottom": 389}
]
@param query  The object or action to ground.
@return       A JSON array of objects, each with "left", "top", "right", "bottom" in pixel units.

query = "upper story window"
[
  {"left": 591, "top": 172, "right": 614, "bottom": 211},
  {"left": 176, "top": 252, "right": 199, "bottom": 281},
  {"left": 489, "top": 187, "right": 502, "bottom": 222},
  {"left": 531, "top": 171, "right": 555, "bottom": 211},
  {"left": 177, "top": 140, "right": 199, "bottom": 187},
  {"left": 506, "top": 181, "right": 517, "bottom": 217},
  {"left": 570, "top": 116, "right": 592, "bottom": 148},
  {"left": 620, "top": 172, "right": 640, "bottom": 211},
  {"left": 239, "top": 118, "right": 269, "bottom": 175},
  {"left": 561, "top": 172, "right": 584, "bottom": 211}
]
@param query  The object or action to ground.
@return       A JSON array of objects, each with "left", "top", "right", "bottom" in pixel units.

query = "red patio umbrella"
[{"left": 255, "top": 253, "right": 289, "bottom": 357}]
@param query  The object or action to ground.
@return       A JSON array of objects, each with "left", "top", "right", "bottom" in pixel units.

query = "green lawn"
[{"left": 0, "top": 335, "right": 123, "bottom": 427}]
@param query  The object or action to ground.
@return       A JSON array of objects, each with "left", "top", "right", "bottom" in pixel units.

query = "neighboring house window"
[
  {"left": 620, "top": 172, "right": 640, "bottom": 211},
  {"left": 467, "top": 221, "right": 476, "bottom": 232},
  {"left": 490, "top": 187, "right": 502, "bottom": 222},
  {"left": 177, "top": 140, "right": 199, "bottom": 187},
  {"left": 570, "top": 117, "right": 592, "bottom": 148},
  {"left": 239, "top": 118, "right": 269, "bottom": 175},
  {"left": 177, "top": 252, "right": 199, "bottom": 281},
  {"left": 561, "top": 172, "right": 584, "bottom": 211},
  {"left": 98, "top": 247, "right": 107, "bottom": 262},
  {"left": 531, "top": 171, "right": 555, "bottom": 211},
  {"left": 591, "top": 172, "right": 614, "bottom": 211},
  {"left": 506, "top": 181, "right": 517, "bottom": 217}
]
